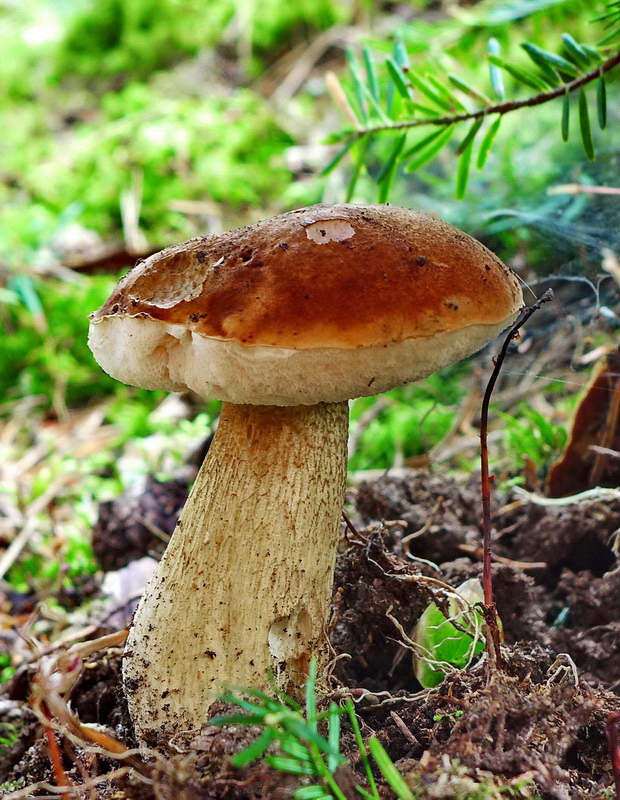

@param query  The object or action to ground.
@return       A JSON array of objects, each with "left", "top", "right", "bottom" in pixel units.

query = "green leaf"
[
  {"left": 305, "top": 658, "right": 318, "bottom": 733},
  {"left": 345, "top": 700, "right": 380, "bottom": 799},
  {"left": 385, "top": 58, "right": 412, "bottom": 100},
  {"left": 561, "top": 33, "right": 591, "bottom": 69},
  {"left": 521, "top": 42, "right": 577, "bottom": 77},
  {"left": 487, "top": 55, "right": 548, "bottom": 91},
  {"left": 323, "top": 128, "right": 356, "bottom": 145},
  {"left": 321, "top": 139, "right": 356, "bottom": 176},
  {"left": 412, "top": 579, "right": 489, "bottom": 687},
  {"left": 448, "top": 74, "right": 491, "bottom": 106},
  {"left": 281, "top": 738, "right": 313, "bottom": 761},
  {"left": 408, "top": 101, "right": 442, "bottom": 116},
  {"left": 476, "top": 115, "right": 502, "bottom": 168},
  {"left": 362, "top": 46, "right": 379, "bottom": 102},
  {"left": 346, "top": 48, "right": 368, "bottom": 123},
  {"left": 210, "top": 713, "right": 267, "bottom": 726},
  {"left": 487, "top": 39, "right": 505, "bottom": 99},
  {"left": 368, "top": 739, "right": 414, "bottom": 800},
  {"left": 581, "top": 43, "right": 602, "bottom": 63},
  {"left": 402, "top": 127, "right": 449, "bottom": 160},
  {"left": 456, "top": 118, "right": 483, "bottom": 155},
  {"left": 407, "top": 70, "right": 452, "bottom": 110},
  {"left": 393, "top": 35, "right": 409, "bottom": 69},
  {"left": 426, "top": 74, "right": 467, "bottom": 111},
  {"left": 265, "top": 756, "right": 317, "bottom": 775},
  {"left": 231, "top": 729, "right": 276, "bottom": 767},
  {"left": 455, "top": 135, "right": 475, "bottom": 200},
  {"left": 294, "top": 787, "right": 332, "bottom": 800},
  {"left": 9, "top": 275, "right": 44, "bottom": 318},
  {"left": 578, "top": 88, "right": 595, "bottom": 161},
  {"left": 597, "top": 76, "right": 607, "bottom": 129},
  {"left": 561, "top": 89, "right": 570, "bottom": 142},
  {"left": 377, "top": 132, "right": 407, "bottom": 202},
  {"left": 404, "top": 125, "right": 455, "bottom": 172},
  {"left": 597, "top": 26, "right": 620, "bottom": 46}
]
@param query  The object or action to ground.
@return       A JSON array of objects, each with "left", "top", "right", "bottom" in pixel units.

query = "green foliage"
[
  {"left": 213, "top": 661, "right": 539, "bottom": 800},
  {"left": 6, "top": 529, "right": 98, "bottom": 596},
  {"left": 1, "top": 275, "right": 117, "bottom": 407},
  {"left": 4, "top": 84, "right": 293, "bottom": 246},
  {"left": 0, "top": 777, "right": 26, "bottom": 793},
  {"left": 348, "top": 364, "right": 467, "bottom": 471},
  {"left": 323, "top": 2, "right": 618, "bottom": 200},
  {"left": 54, "top": 0, "right": 348, "bottom": 82},
  {"left": 499, "top": 405, "right": 568, "bottom": 474},
  {"left": 412, "top": 578, "right": 490, "bottom": 688},
  {"left": 212, "top": 662, "right": 410, "bottom": 800},
  {"left": 0, "top": 654, "right": 17, "bottom": 685}
]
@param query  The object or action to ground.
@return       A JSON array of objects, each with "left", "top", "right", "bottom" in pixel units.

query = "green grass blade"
[
  {"left": 265, "top": 756, "right": 317, "bottom": 775},
  {"left": 487, "top": 39, "right": 505, "bottom": 98},
  {"left": 455, "top": 135, "right": 475, "bottom": 199},
  {"left": 231, "top": 729, "right": 276, "bottom": 767},
  {"left": 345, "top": 700, "right": 380, "bottom": 799},
  {"left": 578, "top": 88, "right": 595, "bottom": 161},
  {"left": 561, "top": 89, "right": 570, "bottom": 142},
  {"left": 355, "top": 788, "right": 376, "bottom": 800},
  {"left": 367, "top": 738, "right": 414, "bottom": 800},
  {"left": 305, "top": 658, "right": 318, "bottom": 733},
  {"left": 477, "top": 115, "right": 502, "bottom": 168},
  {"left": 597, "top": 76, "right": 607, "bottom": 129},
  {"left": 209, "top": 713, "right": 267, "bottom": 726},
  {"left": 281, "top": 738, "right": 313, "bottom": 762},
  {"left": 404, "top": 125, "right": 454, "bottom": 172},
  {"left": 294, "top": 787, "right": 333, "bottom": 800},
  {"left": 327, "top": 703, "right": 342, "bottom": 774}
]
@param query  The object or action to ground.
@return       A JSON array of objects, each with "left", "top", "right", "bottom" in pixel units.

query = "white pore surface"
[{"left": 88, "top": 315, "right": 516, "bottom": 406}]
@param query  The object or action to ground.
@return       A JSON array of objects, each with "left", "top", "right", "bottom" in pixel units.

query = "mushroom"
[{"left": 88, "top": 203, "right": 522, "bottom": 743}]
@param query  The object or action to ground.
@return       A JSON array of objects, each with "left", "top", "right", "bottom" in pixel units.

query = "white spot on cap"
[{"left": 304, "top": 219, "right": 355, "bottom": 244}]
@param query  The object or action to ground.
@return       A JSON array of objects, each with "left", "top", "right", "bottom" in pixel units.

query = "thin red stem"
[
  {"left": 607, "top": 711, "right": 620, "bottom": 800},
  {"left": 479, "top": 290, "right": 553, "bottom": 662}
]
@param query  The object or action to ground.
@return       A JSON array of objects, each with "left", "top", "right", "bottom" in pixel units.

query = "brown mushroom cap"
[{"left": 89, "top": 204, "right": 523, "bottom": 405}]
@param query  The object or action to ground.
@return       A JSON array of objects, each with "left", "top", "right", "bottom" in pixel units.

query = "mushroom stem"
[{"left": 123, "top": 401, "right": 348, "bottom": 743}]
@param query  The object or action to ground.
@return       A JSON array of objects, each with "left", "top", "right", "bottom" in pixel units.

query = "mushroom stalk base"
[{"left": 123, "top": 401, "right": 348, "bottom": 744}]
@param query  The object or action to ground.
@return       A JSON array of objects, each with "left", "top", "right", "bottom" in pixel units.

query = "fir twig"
[{"left": 339, "top": 50, "right": 620, "bottom": 139}]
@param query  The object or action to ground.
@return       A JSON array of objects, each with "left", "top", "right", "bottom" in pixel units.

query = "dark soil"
[{"left": 2, "top": 470, "right": 619, "bottom": 799}]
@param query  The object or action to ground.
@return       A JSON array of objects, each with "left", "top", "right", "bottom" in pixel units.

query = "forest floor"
[{"left": 1, "top": 463, "right": 619, "bottom": 799}]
